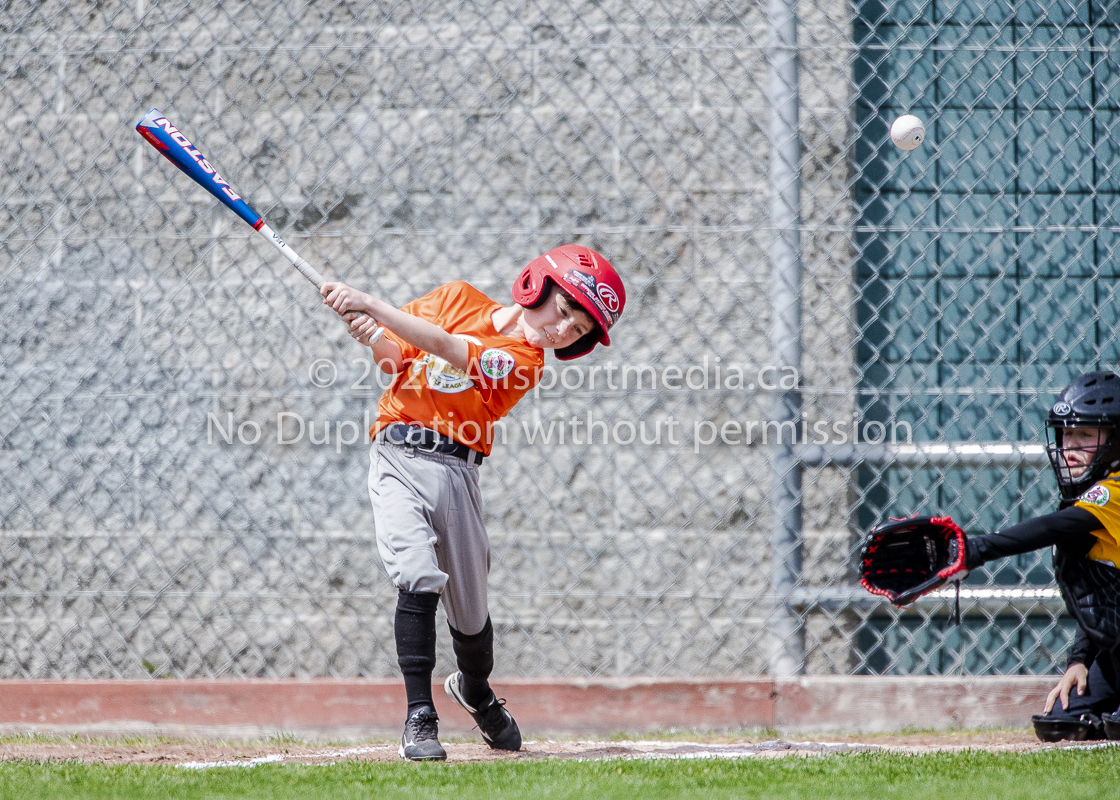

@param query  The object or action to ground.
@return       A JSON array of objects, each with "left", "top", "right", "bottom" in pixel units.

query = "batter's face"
[
  {"left": 1061, "top": 426, "right": 1107, "bottom": 477},
  {"left": 520, "top": 286, "right": 595, "bottom": 350}
]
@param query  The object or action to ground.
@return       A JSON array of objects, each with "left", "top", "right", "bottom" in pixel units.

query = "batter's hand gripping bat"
[{"left": 135, "top": 108, "right": 383, "bottom": 344}]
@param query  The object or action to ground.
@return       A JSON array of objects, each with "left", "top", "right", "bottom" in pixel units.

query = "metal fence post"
[{"left": 767, "top": 0, "right": 805, "bottom": 676}]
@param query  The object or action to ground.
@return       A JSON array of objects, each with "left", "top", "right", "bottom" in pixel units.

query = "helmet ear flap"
[
  {"left": 522, "top": 277, "right": 553, "bottom": 310},
  {"left": 512, "top": 264, "right": 552, "bottom": 308},
  {"left": 517, "top": 268, "right": 534, "bottom": 294}
]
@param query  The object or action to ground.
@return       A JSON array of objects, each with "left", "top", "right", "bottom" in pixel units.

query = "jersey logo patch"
[
  {"left": 419, "top": 334, "right": 480, "bottom": 394},
  {"left": 1080, "top": 484, "right": 1111, "bottom": 507},
  {"left": 479, "top": 348, "right": 516, "bottom": 380}
]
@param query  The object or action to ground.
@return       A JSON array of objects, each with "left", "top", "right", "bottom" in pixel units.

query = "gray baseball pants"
[{"left": 367, "top": 438, "right": 491, "bottom": 636}]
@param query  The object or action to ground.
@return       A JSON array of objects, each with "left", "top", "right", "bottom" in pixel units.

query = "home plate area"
[
  {"left": 174, "top": 736, "right": 1117, "bottom": 767},
  {"left": 0, "top": 731, "right": 1112, "bottom": 768}
]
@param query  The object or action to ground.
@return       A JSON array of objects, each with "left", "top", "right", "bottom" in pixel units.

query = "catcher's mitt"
[{"left": 859, "top": 515, "right": 969, "bottom": 607}]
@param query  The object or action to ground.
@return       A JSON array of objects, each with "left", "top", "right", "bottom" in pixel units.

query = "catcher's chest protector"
[{"left": 1054, "top": 549, "right": 1120, "bottom": 652}]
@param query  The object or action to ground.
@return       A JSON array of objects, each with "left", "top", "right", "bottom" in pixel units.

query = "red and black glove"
[{"left": 859, "top": 515, "right": 969, "bottom": 607}]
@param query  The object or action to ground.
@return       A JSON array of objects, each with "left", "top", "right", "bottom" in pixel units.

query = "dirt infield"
[{"left": 0, "top": 730, "right": 1111, "bottom": 767}]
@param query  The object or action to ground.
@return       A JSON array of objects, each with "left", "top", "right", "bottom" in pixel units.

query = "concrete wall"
[
  {"left": 0, "top": 677, "right": 1051, "bottom": 738},
  {"left": 0, "top": 0, "right": 862, "bottom": 677}
]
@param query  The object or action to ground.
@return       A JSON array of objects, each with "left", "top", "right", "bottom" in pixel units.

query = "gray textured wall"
[{"left": 0, "top": 0, "right": 859, "bottom": 678}]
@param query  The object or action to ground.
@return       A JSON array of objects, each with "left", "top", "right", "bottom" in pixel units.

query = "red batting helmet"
[{"left": 512, "top": 244, "right": 625, "bottom": 360}]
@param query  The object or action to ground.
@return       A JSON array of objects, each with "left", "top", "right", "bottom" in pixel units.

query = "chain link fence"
[{"left": 1, "top": 0, "right": 1116, "bottom": 679}]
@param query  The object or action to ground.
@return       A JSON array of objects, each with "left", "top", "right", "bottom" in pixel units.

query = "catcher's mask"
[
  {"left": 1046, "top": 371, "right": 1120, "bottom": 501},
  {"left": 512, "top": 244, "right": 625, "bottom": 360}
]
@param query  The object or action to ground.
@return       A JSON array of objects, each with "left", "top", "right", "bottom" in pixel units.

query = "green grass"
[{"left": 0, "top": 749, "right": 1116, "bottom": 800}]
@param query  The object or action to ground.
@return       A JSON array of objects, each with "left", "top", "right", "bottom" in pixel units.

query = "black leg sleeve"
[
  {"left": 395, "top": 590, "right": 440, "bottom": 715},
  {"left": 449, "top": 616, "right": 495, "bottom": 709}
]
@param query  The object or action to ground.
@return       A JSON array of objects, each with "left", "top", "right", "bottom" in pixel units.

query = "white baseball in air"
[{"left": 890, "top": 114, "right": 925, "bottom": 151}]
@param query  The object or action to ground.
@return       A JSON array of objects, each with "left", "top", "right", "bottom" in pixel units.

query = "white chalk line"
[
  {"left": 178, "top": 744, "right": 393, "bottom": 769},
  {"left": 1049, "top": 740, "right": 1120, "bottom": 752},
  {"left": 174, "top": 740, "right": 872, "bottom": 769},
  {"left": 554, "top": 739, "right": 882, "bottom": 761}
]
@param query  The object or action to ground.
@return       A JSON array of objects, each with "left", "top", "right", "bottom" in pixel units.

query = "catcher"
[{"left": 861, "top": 371, "right": 1120, "bottom": 742}]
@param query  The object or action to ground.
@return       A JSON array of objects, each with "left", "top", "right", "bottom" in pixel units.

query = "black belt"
[{"left": 381, "top": 423, "right": 485, "bottom": 466}]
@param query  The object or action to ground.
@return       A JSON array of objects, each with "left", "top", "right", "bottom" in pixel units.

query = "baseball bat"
[{"left": 135, "top": 108, "right": 383, "bottom": 344}]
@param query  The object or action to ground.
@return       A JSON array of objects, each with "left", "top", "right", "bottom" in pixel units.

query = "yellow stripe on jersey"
[{"left": 1073, "top": 476, "right": 1120, "bottom": 568}]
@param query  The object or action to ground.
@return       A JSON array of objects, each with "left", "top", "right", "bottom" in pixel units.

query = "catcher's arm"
[
  {"left": 859, "top": 515, "right": 969, "bottom": 607},
  {"left": 1044, "top": 663, "right": 1089, "bottom": 714}
]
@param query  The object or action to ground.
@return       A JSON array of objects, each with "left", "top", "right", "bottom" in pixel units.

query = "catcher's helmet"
[
  {"left": 1046, "top": 371, "right": 1120, "bottom": 501},
  {"left": 512, "top": 244, "right": 625, "bottom": 360}
]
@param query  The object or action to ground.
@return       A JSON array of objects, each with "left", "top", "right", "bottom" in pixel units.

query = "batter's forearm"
[
  {"left": 369, "top": 298, "right": 470, "bottom": 371},
  {"left": 369, "top": 337, "right": 405, "bottom": 373}
]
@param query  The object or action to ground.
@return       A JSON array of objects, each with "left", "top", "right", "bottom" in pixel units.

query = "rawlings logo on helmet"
[
  {"left": 563, "top": 270, "right": 620, "bottom": 327},
  {"left": 597, "top": 282, "right": 620, "bottom": 314},
  {"left": 1053, "top": 402, "right": 1072, "bottom": 416}
]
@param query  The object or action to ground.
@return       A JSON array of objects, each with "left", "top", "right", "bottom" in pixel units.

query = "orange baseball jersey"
[
  {"left": 1073, "top": 474, "right": 1120, "bottom": 567},
  {"left": 371, "top": 281, "right": 544, "bottom": 455}
]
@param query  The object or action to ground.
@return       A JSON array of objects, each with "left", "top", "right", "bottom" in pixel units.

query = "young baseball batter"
[
  {"left": 321, "top": 245, "right": 625, "bottom": 760},
  {"left": 955, "top": 371, "right": 1120, "bottom": 741}
]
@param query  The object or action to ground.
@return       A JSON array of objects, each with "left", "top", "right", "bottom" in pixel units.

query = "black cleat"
[
  {"left": 1103, "top": 711, "right": 1120, "bottom": 741},
  {"left": 444, "top": 671, "right": 522, "bottom": 751},
  {"left": 399, "top": 706, "right": 447, "bottom": 761},
  {"left": 1031, "top": 713, "right": 1105, "bottom": 743}
]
